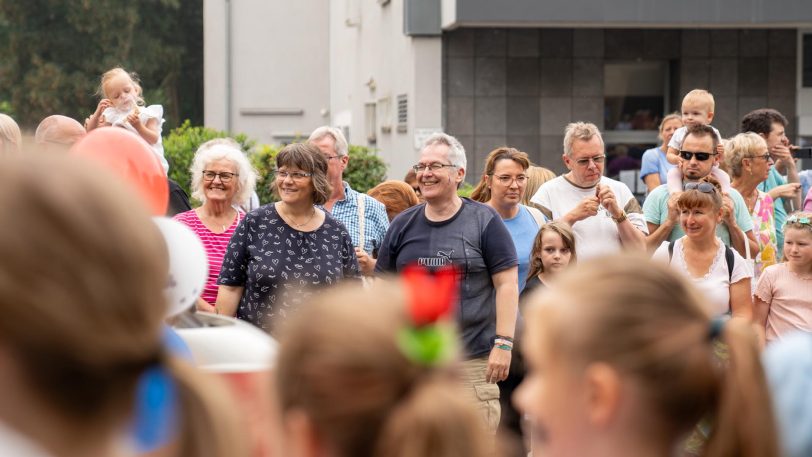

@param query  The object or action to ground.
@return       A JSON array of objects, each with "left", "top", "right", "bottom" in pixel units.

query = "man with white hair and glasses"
[
  {"left": 375, "top": 133, "right": 519, "bottom": 433},
  {"left": 309, "top": 126, "right": 389, "bottom": 276},
  {"left": 531, "top": 121, "right": 648, "bottom": 259}
]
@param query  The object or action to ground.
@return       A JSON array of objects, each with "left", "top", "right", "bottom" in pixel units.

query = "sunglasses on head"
[
  {"left": 683, "top": 182, "right": 716, "bottom": 194},
  {"left": 679, "top": 150, "right": 717, "bottom": 161}
]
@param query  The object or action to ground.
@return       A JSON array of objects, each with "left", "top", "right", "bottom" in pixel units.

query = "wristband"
[
  {"left": 612, "top": 211, "right": 627, "bottom": 224},
  {"left": 495, "top": 344, "right": 513, "bottom": 351},
  {"left": 495, "top": 334, "right": 514, "bottom": 343}
]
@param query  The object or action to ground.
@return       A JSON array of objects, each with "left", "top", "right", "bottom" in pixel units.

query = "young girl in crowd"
[
  {"left": 516, "top": 256, "right": 778, "bottom": 457},
  {"left": 0, "top": 154, "right": 243, "bottom": 457},
  {"left": 755, "top": 212, "right": 812, "bottom": 343},
  {"left": 85, "top": 67, "right": 168, "bottom": 173},
  {"left": 273, "top": 279, "right": 492, "bottom": 457},
  {"left": 522, "top": 221, "right": 577, "bottom": 297}
]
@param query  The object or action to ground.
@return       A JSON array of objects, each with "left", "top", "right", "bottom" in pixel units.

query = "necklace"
[
  {"left": 200, "top": 207, "right": 235, "bottom": 233},
  {"left": 281, "top": 204, "right": 317, "bottom": 228}
]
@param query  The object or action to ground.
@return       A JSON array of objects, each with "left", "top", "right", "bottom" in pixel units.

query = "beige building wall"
[
  {"left": 204, "top": 0, "right": 330, "bottom": 145},
  {"left": 328, "top": 0, "right": 443, "bottom": 180}
]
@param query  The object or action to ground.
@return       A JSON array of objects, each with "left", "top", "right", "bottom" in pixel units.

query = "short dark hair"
[
  {"left": 740, "top": 109, "right": 788, "bottom": 136},
  {"left": 682, "top": 124, "right": 718, "bottom": 151},
  {"left": 275, "top": 143, "right": 332, "bottom": 205}
]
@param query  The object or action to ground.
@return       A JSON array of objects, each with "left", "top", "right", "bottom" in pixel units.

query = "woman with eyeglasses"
[
  {"left": 472, "top": 147, "right": 545, "bottom": 293},
  {"left": 726, "top": 132, "right": 780, "bottom": 279},
  {"left": 470, "top": 147, "right": 545, "bottom": 456},
  {"left": 652, "top": 176, "right": 754, "bottom": 320},
  {"left": 216, "top": 143, "right": 360, "bottom": 333},
  {"left": 173, "top": 140, "right": 258, "bottom": 312}
]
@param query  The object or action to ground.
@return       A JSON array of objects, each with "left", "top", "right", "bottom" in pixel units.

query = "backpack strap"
[
  {"left": 668, "top": 240, "right": 674, "bottom": 262},
  {"left": 724, "top": 245, "right": 734, "bottom": 283}
]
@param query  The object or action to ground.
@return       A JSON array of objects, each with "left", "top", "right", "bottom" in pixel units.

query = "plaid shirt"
[{"left": 329, "top": 182, "right": 389, "bottom": 255}]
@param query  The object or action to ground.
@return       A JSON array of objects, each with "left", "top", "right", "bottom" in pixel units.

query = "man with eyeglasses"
[
  {"left": 375, "top": 133, "right": 519, "bottom": 434},
  {"left": 643, "top": 124, "right": 758, "bottom": 256},
  {"left": 530, "top": 122, "right": 648, "bottom": 259},
  {"left": 308, "top": 126, "right": 389, "bottom": 276}
]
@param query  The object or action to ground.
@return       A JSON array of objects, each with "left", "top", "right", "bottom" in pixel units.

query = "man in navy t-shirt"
[{"left": 376, "top": 133, "right": 518, "bottom": 433}]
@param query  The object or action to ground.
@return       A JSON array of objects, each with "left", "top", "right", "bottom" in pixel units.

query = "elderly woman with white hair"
[{"left": 173, "top": 139, "right": 257, "bottom": 312}]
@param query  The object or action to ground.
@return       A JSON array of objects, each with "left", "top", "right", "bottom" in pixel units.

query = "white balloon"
[{"left": 152, "top": 217, "right": 208, "bottom": 317}]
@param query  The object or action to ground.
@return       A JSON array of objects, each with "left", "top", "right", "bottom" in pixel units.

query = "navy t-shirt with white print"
[{"left": 375, "top": 198, "right": 518, "bottom": 358}]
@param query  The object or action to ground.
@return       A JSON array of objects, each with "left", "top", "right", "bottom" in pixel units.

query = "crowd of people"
[{"left": 1, "top": 68, "right": 811, "bottom": 457}]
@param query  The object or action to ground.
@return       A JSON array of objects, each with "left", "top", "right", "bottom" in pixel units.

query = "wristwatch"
[{"left": 612, "top": 211, "right": 627, "bottom": 224}]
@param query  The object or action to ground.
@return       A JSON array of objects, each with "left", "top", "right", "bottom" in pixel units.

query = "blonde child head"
[
  {"left": 783, "top": 212, "right": 812, "bottom": 263},
  {"left": 516, "top": 256, "right": 778, "bottom": 457},
  {"left": 98, "top": 67, "right": 145, "bottom": 109},
  {"left": 682, "top": 89, "right": 715, "bottom": 126}
]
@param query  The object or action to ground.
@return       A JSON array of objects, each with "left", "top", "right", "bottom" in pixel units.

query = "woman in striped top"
[{"left": 173, "top": 139, "right": 257, "bottom": 312}]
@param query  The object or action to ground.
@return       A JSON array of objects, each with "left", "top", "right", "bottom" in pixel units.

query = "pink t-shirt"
[
  {"left": 173, "top": 209, "right": 244, "bottom": 304},
  {"left": 755, "top": 262, "right": 812, "bottom": 343}
]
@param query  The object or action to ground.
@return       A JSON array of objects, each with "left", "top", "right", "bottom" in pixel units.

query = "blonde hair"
[
  {"left": 368, "top": 180, "right": 419, "bottom": 221},
  {"left": 525, "top": 256, "right": 779, "bottom": 457},
  {"left": 563, "top": 122, "right": 603, "bottom": 157},
  {"left": 275, "top": 282, "right": 492, "bottom": 457},
  {"left": 527, "top": 221, "right": 576, "bottom": 280},
  {"left": 658, "top": 113, "right": 683, "bottom": 141},
  {"left": 522, "top": 165, "right": 556, "bottom": 207},
  {"left": 98, "top": 67, "right": 145, "bottom": 106},
  {"left": 0, "top": 154, "right": 245, "bottom": 457},
  {"left": 723, "top": 132, "right": 769, "bottom": 179},
  {"left": 471, "top": 146, "right": 530, "bottom": 202},
  {"left": 783, "top": 212, "right": 812, "bottom": 261},
  {"left": 677, "top": 175, "right": 724, "bottom": 212},
  {"left": 683, "top": 89, "right": 715, "bottom": 113},
  {"left": 0, "top": 113, "right": 22, "bottom": 154}
]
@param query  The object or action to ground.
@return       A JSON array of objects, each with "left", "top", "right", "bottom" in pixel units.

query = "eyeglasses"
[
  {"left": 413, "top": 163, "right": 456, "bottom": 173},
  {"left": 203, "top": 170, "right": 238, "bottom": 183},
  {"left": 683, "top": 182, "right": 716, "bottom": 194},
  {"left": 679, "top": 151, "right": 717, "bottom": 161},
  {"left": 324, "top": 155, "right": 341, "bottom": 161},
  {"left": 747, "top": 153, "right": 772, "bottom": 161},
  {"left": 276, "top": 170, "right": 312, "bottom": 181},
  {"left": 573, "top": 155, "right": 606, "bottom": 167},
  {"left": 492, "top": 174, "right": 528, "bottom": 186}
]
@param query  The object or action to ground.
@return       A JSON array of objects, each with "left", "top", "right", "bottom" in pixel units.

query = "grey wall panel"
[{"left": 452, "top": 0, "right": 812, "bottom": 27}]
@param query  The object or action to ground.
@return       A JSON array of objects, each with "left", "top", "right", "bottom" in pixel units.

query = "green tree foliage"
[{"left": 0, "top": 0, "right": 202, "bottom": 129}]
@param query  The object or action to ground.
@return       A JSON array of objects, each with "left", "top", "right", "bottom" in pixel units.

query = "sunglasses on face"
[
  {"left": 683, "top": 182, "right": 716, "bottom": 194},
  {"left": 679, "top": 150, "right": 717, "bottom": 161}
]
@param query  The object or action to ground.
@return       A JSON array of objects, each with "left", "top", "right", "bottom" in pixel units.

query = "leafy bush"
[
  {"left": 457, "top": 182, "right": 475, "bottom": 198},
  {"left": 250, "top": 143, "right": 282, "bottom": 205},
  {"left": 163, "top": 120, "right": 254, "bottom": 197},
  {"left": 344, "top": 145, "right": 387, "bottom": 193}
]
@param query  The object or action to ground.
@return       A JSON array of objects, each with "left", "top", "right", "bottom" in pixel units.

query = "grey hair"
[
  {"left": 422, "top": 133, "right": 467, "bottom": 171},
  {"left": 189, "top": 140, "right": 258, "bottom": 207},
  {"left": 308, "top": 126, "right": 349, "bottom": 157},
  {"left": 563, "top": 122, "right": 603, "bottom": 157}
]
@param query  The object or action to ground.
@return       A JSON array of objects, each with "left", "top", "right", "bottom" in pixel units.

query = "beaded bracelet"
[{"left": 494, "top": 338, "right": 514, "bottom": 347}]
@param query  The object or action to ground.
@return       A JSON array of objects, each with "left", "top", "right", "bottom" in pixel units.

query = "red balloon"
[{"left": 70, "top": 127, "right": 168, "bottom": 215}]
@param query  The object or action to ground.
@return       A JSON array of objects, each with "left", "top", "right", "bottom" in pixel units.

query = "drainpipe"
[{"left": 225, "top": 0, "right": 233, "bottom": 132}]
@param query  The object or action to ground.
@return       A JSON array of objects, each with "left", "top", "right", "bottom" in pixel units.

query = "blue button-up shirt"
[{"left": 329, "top": 182, "right": 389, "bottom": 255}]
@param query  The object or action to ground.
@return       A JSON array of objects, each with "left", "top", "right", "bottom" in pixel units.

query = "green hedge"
[{"left": 164, "top": 122, "right": 388, "bottom": 206}]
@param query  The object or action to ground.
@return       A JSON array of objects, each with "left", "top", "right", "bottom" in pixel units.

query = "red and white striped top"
[{"left": 173, "top": 208, "right": 244, "bottom": 304}]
